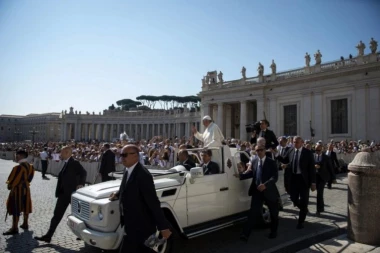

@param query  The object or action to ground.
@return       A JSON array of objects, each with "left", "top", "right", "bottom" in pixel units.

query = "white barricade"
[{"left": 0, "top": 151, "right": 15, "bottom": 160}]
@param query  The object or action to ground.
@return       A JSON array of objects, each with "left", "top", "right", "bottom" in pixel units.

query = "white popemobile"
[{"left": 67, "top": 146, "right": 287, "bottom": 253}]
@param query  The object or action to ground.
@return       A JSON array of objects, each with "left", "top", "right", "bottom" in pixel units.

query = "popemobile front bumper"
[{"left": 67, "top": 215, "right": 122, "bottom": 250}]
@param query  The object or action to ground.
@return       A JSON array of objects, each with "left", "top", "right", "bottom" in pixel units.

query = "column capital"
[{"left": 240, "top": 100, "right": 247, "bottom": 105}]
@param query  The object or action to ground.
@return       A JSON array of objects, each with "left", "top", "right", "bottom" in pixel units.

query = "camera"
[{"left": 245, "top": 121, "right": 261, "bottom": 133}]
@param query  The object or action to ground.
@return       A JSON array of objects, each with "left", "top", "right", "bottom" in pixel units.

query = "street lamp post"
[{"left": 29, "top": 127, "right": 39, "bottom": 145}]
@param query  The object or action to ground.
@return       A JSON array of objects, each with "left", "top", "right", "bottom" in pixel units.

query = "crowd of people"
[{"left": 2, "top": 115, "right": 379, "bottom": 251}]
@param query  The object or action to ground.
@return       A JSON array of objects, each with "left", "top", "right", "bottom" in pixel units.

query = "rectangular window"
[
  {"left": 331, "top": 98, "right": 348, "bottom": 134},
  {"left": 284, "top": 105, "right": 297, "bottom": 136}
]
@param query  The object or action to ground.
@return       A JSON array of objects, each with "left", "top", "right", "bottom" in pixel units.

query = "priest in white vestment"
[{"left": 192, "top": 115, "right": 224, "bottom": 147}]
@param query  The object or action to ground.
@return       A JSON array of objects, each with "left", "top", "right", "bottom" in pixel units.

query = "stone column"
[
  {"left": 140, "top": 124, "right": 144, "bottom": 139},
  {"left": 84, "top": 123, "right": 88, "bottom": 141},
  {"left": 217, "top": 103, "right": 224, "bottom": 133},
  {"left": 313, "top": 92, "right": 323, "bottom": 141},
  {"left": 355, "top": 86, "right": 367, "bottom": 140},
  {"left": 201, "top": 103, "right": 209, "bottom": 132},
  {"left": 91, "top": 123, "right": 95, "bottom": 140},
  {"left": 240, "top": 101, "right": 247, "bottom": 141},
  {"left": 256, "top": 98, "right": 264, "bottom": 121},
  {"left": 110, "top": 124, "right": 114, "bottom": 140},
  {"left": 134, "top": 124, "right": 138, "bottom": 140},
  {"left": 104, "top": 124, "right": 109, "bottom": 141},
  {"left": 368, "top": 84, "right": 379, "bottom": 141},
  {"left": 158, "top": 124, "right": 161, "bottom": 136},
  {"left": 152, "top": 123, "right": 155, "bottom": 137},
  {"left": 168, "top": 123, "right": 172, "bottom": 139},
  {"left": 269, "top": 97, "right": 277, "bottom": 135},
  {"left": 146, "top": 124, "right": 149, "bottom": 140},
  {"left": 302, "top": 93, "right": 312, "bottom": 139},
  {"left": 62, "top": 122, "right": 66, "bottom": 141},
  {"left": 117, "top": 124, "right": 120, "bottom": 136},
  {"left": 225, "top": 105, "right": 232, "bottom": 138},
  {"left": 129, "top": 124, "right": 132, "bottom": 137}
]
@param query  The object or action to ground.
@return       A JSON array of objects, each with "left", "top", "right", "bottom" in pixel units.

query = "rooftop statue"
[
  {"left": 257, "top": 62, "right": 264, "bottom": 76},
  {"left": 305, "top": 52, "right": 311, "bottom": 67},
  {"left": 370, "top": 38, "right": 378, "bottom": 54},
  {"left": 314, "top": 50, "right": 322, "bottom": 65},
  {"left": 218, "top": 71, "right": 224, "bottom": 83},
  {"left": 241, "top": 66, "right": 246, "bottom": 80},
  {"left": 270, "top": 59, "right": 276, "bottom": 74},
  {"left": 356, "top": 40, "right": 366, "bottom": 56}
]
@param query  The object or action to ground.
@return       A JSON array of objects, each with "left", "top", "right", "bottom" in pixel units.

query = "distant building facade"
[{"left": 199, "top": 44, "right": 380, "bottom": 142}]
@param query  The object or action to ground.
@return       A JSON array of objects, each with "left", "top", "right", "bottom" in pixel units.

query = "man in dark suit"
[
  {"left": 98, "top": 143, "right": 116, "bottom": 182},
  {"left": 326, "top": 143, "right": 340, "bottom": 188},
  {"left": 109, "top": 145, "right": 171, "bottom": 253},
  {"left": 250, "top": 119, "right": 279, "bottom": 150},
  {"left": 314, "top": 144, "right": 332, "bottom": 216},
  {"left": 277, "top": 136, "right": 316, "bottom": 229},
  {"left": 278, "top": 137, "right": 291, "bottom": 193},
  {"left": 177, "top": 150, "right": 196, "bottom": 171},
  {"left": 239, "top": 145, "right": 279, "bottom": 241},
  {"left": 200, "top": 149, "right": 220, "bottom": 175},
  {"left": 35, "top": 146, "right": 87, "bottom": 243}
]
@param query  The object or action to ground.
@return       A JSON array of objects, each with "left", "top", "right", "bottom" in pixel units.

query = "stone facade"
[{"left": 199, "top": 51, "right": 380, "bottom": 142}]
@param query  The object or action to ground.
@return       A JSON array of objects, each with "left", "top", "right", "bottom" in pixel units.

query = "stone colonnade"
[{"left": 61, "top": 121, "right": 201, "bottom": 141}]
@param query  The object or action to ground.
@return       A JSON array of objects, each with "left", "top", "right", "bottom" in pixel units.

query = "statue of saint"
[
  {"left": 356, "top": 40, "right": 366, "bottom": 56},
  {"left": 257, "top": 62, "right": 264, "bottom": 76},
  {"left": 241, "top": 66, "right": 246, "bottom": 79},
  {"left": 205, "top": 75, "right": 210, "bottom": 85},
  {"left": 218, "top": 71, "right": 224, "bottom": 83},
  {"left": 314, "top": 50, "right": 322, "bottom": 65},
  {"left": 305, "top": 52, "right": 311, "bottom": 67},
  {"left": 370, "top": 38, "right": 378, "bottom": 54},
  {"left": 270, "top": 59, "right": 276, "bottom": 74}
]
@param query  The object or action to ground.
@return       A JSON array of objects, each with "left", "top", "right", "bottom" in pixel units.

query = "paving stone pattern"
[{"left": 0, "top": 159, "right": 348, "bottom": 253}]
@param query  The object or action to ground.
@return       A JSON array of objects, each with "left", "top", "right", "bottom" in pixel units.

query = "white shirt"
[
  {"left": 40, "top": 151, "right": 48, "bottom": 160},
  {"left": 194, "top": 122, "right": 224, "bottom": 147},
  {"left": 125, "top": 162, "right": 138, "bottom": 182},
  {"left": 18, "top": 158, "right": 28, "bottom": 164}
]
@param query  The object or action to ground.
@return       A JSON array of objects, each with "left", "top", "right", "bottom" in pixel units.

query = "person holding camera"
[{"left": 250, "top": 119, "right": 279, "bottom": 150}]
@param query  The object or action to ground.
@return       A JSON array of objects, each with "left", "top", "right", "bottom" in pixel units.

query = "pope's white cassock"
[{"left": 194, "top": 122, "right": 225, "bottom": 147}]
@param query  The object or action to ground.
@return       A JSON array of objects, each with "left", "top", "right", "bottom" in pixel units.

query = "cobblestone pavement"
[{"left": 0, "top": 159, "right": 348, "bottom": 253}]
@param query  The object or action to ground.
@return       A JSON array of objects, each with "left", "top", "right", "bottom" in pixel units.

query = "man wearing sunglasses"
[
  {"left": 314, "top": 143, "right": 332, "bottom": 216},
  {"left": 238, "top": 145, "right": 279, "bottom": 241},
  {"left": 277, "top": 136, "right": 316, "bottom": 229},
  {"left": 109, "top": 145, "right": 171, "bottom": 252}
]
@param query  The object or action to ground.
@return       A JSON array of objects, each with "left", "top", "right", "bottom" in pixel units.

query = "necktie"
[
  {"left": 261, "top": 131, "right": 265, "bottom": 138},
  {"left": 281, "top": 148, "right": 285, "bottom": 156},
  {"left": 318, "top": 155, "right": 320, "bottom": 162},
  {"left": 256, "top": 159, "right": 262, "bottom": 185},
  {"left": 293, "top": 150, "right": 299, "bottom": 174}
]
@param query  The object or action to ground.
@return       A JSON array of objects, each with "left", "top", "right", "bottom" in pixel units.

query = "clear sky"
[{"left": 0, "top": 0, "right": 379, "bottom": 115}]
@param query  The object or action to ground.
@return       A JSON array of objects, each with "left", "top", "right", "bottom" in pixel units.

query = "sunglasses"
[
  {"left": 255, "top": 149, "right": 265, "bottom": 152},
  {"left": 120, "top": 152, "right": 136, "bottom": 158}
]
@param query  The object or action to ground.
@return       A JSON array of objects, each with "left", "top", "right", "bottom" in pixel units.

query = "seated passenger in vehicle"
[
  {"left": 177, "top": 150, "right": 196, "bottom": 171},
  {"left": 200, "top": 149, "right": 220, "bottom": 175}
]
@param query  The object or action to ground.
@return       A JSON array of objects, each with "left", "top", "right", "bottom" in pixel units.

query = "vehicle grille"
[{"left": 71, "top": 197, "right": 91, "bottom": 221}]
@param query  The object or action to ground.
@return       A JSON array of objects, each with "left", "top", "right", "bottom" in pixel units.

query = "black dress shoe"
[
  {"left": 20, "top": 224, "right": 29, "bottom": 230},
  {"left": 296, "top": 223, "right": 304, "bottom": 229},
  {"left": 268, "top": 232, "right": 277, "bottom": 239},
  {"left": 3, "top": 229, "right": 18, "bottom": 235},
  {"left": 34, "top": 235, "right": 51, "bottom": 243},
  {"left": 239, "top": 234, "right": 248, "bottom": 243}
]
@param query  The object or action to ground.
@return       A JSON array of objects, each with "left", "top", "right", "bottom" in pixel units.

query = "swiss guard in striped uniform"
[{"left": 3, "top": 150, "right": 35, "bottom": 235}]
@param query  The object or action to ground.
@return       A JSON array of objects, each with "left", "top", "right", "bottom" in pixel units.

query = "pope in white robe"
[{"left": 192, "top": 115, "right": 224, "bottom": 147}]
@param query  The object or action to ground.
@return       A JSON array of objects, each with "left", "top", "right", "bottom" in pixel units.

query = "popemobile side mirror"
[{"left": 190, "top": 167, "right": 204, "bottom": 181}]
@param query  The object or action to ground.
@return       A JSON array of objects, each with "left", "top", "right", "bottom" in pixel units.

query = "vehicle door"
[{"left": 186, "top": 149, "right": 229, "bottom": 226}]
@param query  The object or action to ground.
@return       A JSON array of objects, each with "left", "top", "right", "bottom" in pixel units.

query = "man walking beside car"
[
  {"left": 34, "top": 146, "right": 87, "bottom": 243},
  {"left": 238, "top": 144, "right": 279, "bottom": 241},
  {"left": 109, "top": 144, "right": 172, "bottom": 253},
  {"left": 98, "top": 143, "right": 115, "bottom": 182}
]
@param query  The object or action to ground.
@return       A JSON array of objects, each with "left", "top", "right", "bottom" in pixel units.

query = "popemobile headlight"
[{"left": 98, "top": 206, "right": 104, "bottom": 220}]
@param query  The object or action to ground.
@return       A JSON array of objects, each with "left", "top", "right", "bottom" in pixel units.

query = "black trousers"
[
  {"left": 242, "top": 188, "right": 279, "bottom": 238},
  {"left": 41, "top": 160, "right": 48, "bottom": 177},
  {"left": 47, "top": 195, "right": 70, "bottom": 237},
  {"left": 316, "top": 174, "right": 325, "bottom": 212},
  {"left": 290, "top": 174, "right": 309, "bottom": 224},
  {"left": 119, "top": 234, "right": 156, "bottom": 253}
]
